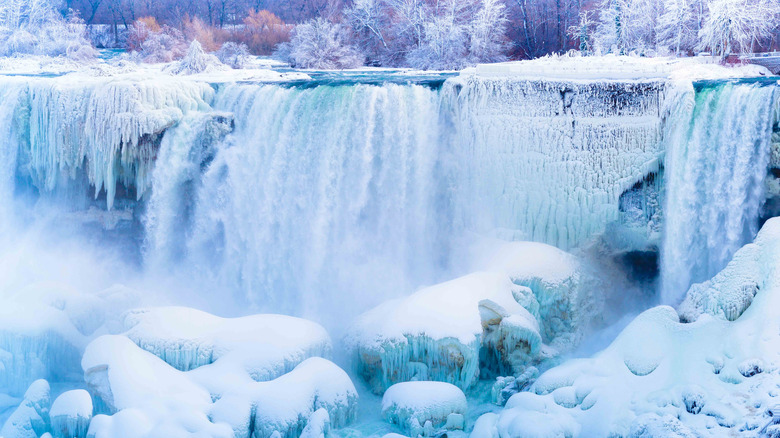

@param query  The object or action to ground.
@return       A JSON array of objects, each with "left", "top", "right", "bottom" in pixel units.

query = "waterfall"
[
  {"left": 660, "top": 80, "right": 780, "bottom": 305},
  {"left": 7, "top": 73, "right": 775, "bottom": 319},
  {"left": 144, "top": 83, "right": 447, "bottom": 317}
]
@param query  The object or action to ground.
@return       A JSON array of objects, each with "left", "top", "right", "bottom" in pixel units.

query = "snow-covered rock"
[
  {"left": 349, "top": 272, "right": 543, "bottom": 393},
  {"left": 350, "top": 241, "right": 590, "bottom": 393},
  {"left": 488, "top": 217, "right": 780, "bottom": 436},
  {"left": 381, "top": 382, "right": 467, "bottom": 436},
  {"left": 0, "top": 379, "right": 51, "bottom": 438},
  {"left": 50, "top": 390, "right": 92, "bottom": 438},
  {"left": 82, "top": 313, "right": 357, "bottom": 438},
  {"left": 122, "top": 307, "right": 332, "bottom": 379}
]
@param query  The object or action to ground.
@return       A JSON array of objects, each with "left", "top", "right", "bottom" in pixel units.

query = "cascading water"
[
  {"left": 660, "top": 80, "right": 780, "bottom": 305},
  {"left": 145, "top": 83, "right": 447, "bottom": 318}
]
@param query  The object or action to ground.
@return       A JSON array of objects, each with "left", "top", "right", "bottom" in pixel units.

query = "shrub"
[
  {"left": 276, "top": 18, "right": 363, "bottom": 69},
  {"left": 216, "top": 41, "right": 250, "bottom": 68},
  {"left": 238, "top": 9, "right": 291, "bottom": 55}
]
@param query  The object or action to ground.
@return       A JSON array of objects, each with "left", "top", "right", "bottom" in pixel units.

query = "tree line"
[{"left": 1, "top": 0, "right": 779, "bottom": 68}]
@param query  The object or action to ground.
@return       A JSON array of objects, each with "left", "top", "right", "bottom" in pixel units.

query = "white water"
[{"left": 660, "top": 82, "right": 779, "bottom": 305}]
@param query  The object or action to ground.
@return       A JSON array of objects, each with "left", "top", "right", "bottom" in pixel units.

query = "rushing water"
[{"left": 660, "top": 80, "right": 780, "bottom": 305}]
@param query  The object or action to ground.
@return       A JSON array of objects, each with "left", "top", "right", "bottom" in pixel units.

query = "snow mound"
[
  {"left": 122, "top": 306, "right": 332, "bottom": 380},
  {"left": 488, "top": 217, "right": 780, "bottom": 436},
  {"left": 83, "top": 318, "right": 356, "bottom": 438},
  {"left": 381, "top": 382, "right": 467, "bottom": 436},
  {"left": 0, "top": 380, "right": 50, "bottom": 438},
  {"left": 50, "top": 390, "right": 92, "bottom": 438},
  {"left": 349, "top": 272, "right": 543, "bottom": 393}
]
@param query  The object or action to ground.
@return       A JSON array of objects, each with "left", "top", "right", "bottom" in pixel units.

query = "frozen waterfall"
[
  {"left": 660, "top": 80, "right": 780, "bottom": 305},
  {"left": 0, "top": 73, "right": 777, "bottom": 318}
]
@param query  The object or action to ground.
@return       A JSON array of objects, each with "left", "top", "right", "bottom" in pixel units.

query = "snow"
[
  {"left": 487, "top": 217, "right": 780, "bottom": 436},
  {"left": 381, "top": 382, "right": 467, "bottom": 435},
  {"left": 50, "top": 390, "right": 92, "bottom": 438}
]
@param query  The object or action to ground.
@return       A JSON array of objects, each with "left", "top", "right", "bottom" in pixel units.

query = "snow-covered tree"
[
  {"left": 128, "top": 17, "right": 187, "bottom": 63},
  {"left": 216, "top": 41, "right": 250, "bottom": 68},
  {"left": 657, "top": 0, "right": 698, "bottom": 55},
  {"left": 344, "top": 0, "right": 390, "bottom": 65},
  {"left": 0, "top": 0, "right": 95, "bottom": 58},
  {"left": 469, "top": 0, "right": 510, "bottom": 63},
  {"left": 697, "top": 0, "right": 780, "bottom": 57},
  {"left": 276, "top": 17, "right": 363, "bottom": 69},
  {"left": 568, "top": 11, "right": 594, "bottom": 55},
  {"left": 593, "top": 0, "right": 662, "bottom": 55}
]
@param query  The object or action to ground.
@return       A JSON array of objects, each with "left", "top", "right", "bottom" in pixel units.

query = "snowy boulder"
[
  {"left": 349, "top": 272, "right": 543, "bottom": 393},
  {"left": 50, "top": 390, "right": 92, "bottom": 438},
  {"left": 381, "top": 382, "right": 467, "bottom": 436},
  {"left": 122, "top": 307, "right": 332, "bottom": 380},
  {"left": 83, "top": 323, "right": 356, "bottom": 438},
  {"left": 0, "top": 379, "right": 51, "bottom": 438},
  {"left": 482, "top": 241, "right": 589, "bottom": 344}
]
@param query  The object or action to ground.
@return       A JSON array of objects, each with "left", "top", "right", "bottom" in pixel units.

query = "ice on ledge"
[
  {"left": 466, "top": 55, "right": 773, "bottom": 81},
  {"left": 381, "top": 381, "right": 467, "bottom": 436},
  {"left": 483, "top": 218, "right": 780, "bottom": 436},
  {"left": 122, "top": 307, "right": 332, "bottom": 380}
]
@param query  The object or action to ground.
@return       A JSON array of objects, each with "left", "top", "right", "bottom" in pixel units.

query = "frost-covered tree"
[
  {"left": 568, "top": 11, "right": 594, "bottom": 55},
  {"left": 276, "top": 17, "right": 363, "bottom": 69},
  {"left": 657, "top": 0, "right": 698, "bottom": 55},
  {"left": 593, "top": 0, "right": 662, "bottom": 55},
  {"left": 216, "top": 41, "right": 249, "bottom": 68},
  {"left": 0, "top": 0, "right": 95, "bottom": 58},
  {"left": 697, "top": 0, "right": 780, "bottom": 57},
  {"left": 469, "top": 0, "right": 509, "bottom": 63},
  {"left": 344, "top": 0, "right": 390, "bottom": 65},
  {"left": 128, "top": 17, "right": 187, "bottom": 63}
]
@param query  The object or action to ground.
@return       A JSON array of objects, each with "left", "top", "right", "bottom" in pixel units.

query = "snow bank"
[
  {"left": 349, "top": 242, "right": 589, "bottom": 393},
  {"left": 381, "top": 382, "right": 467, "bottom": 436},
  {"left": 487, "top": 217, "right": 780, "bottom": 436}
]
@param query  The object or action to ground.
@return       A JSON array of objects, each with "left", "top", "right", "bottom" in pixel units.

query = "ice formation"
[
  {"left": 474, "top": 217, "right": 780, "bottom": 437},
  {"left": 0, "top": 74, "right": 213, "bottom": 209},
  {"left": 349, "top": 242, "right": 588, "bottom": 394},
  {"left": 381, "top": 381, "right": 467, "bottom": 436},
  {"left": 0, "top": 380, "right": 51, "bottom": 438}
]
